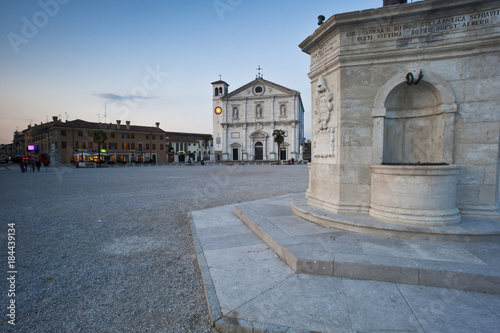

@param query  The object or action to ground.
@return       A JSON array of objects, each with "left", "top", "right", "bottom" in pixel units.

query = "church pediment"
[
  {"left": 223, "top": 78, "right": 299, "bottom": 100},
  {"left": 249, "top": 130, "right": 268, "bottom": 139}
]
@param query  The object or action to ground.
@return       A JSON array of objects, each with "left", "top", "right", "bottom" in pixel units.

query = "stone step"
[{"left": 234, "top": 194, "right": 500, "bottom": 295}]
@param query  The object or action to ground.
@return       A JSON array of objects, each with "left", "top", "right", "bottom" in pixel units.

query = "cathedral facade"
[{"left": 211, "top": 76, "right": 305, "bottom": 162}]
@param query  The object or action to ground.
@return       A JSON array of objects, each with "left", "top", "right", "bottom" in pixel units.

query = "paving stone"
[
  {"left": 234, "top": 274, "right": 352, "bottom": 333},
  {"left": 397, "top": 284, "right": 500, "bottom": 333},
  {"left": 342, "top": 279, "right": 424, "bottom": 332}
]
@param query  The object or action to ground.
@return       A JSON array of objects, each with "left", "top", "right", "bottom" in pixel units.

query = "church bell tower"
[{"left": 211, "top": 76, "right": 229, "bottom": 161}]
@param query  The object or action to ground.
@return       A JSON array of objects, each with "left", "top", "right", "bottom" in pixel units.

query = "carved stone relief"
[
  {"left": 313, "top": 127, "right": 336, "bottom": 158},
  {"left": 314, "top": 76, "right": 334, "bottom": 130}
]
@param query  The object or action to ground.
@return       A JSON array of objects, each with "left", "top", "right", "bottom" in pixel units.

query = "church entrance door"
[
  {"left": 280, "top": 147, "right": 287, "bottom": 161},
  {"left": 232, "top": 148, "right": 239, "bottom": 161},
  {"left": 254, "top": 142, "right": 263, "bottom": 160}
]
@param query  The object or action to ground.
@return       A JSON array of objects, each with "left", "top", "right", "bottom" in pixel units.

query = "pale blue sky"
[{"left": 1, "top": 0, "right": 389, "bottom": 144}]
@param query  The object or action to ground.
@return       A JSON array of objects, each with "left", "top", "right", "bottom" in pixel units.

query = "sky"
[{"left": 0, "top": 0, "right": 391, "bottom": 144}]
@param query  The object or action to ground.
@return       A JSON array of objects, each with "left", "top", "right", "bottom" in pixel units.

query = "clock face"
[{"left": 214, "top": 106, "right": 222, "bottom": 115}]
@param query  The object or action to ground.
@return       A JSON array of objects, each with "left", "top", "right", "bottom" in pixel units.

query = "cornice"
[{"left": 299, "top": 0, "right": 493, "bottom": 55}]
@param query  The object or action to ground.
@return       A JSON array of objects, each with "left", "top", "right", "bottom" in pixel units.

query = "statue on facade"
[
  {"left": 256, "top": 104, "right": 263, "bottom": 118},
  {"left": 280, "top": 104, "right": 286, "bottom": 116}
]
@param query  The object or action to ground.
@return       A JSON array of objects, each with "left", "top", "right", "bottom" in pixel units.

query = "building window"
[
  {"left": 88, "top": 142, "right": 93, "bottom": 149},
  {"left": 146, "top": 144, "right": 150, "bottom": 150},
  {"left": 160, "top": 144, "right": 163, "bottom": 150},
  {"left": 122, "top": 143, "right": 129, "bottom": 149},
  {"left": 61, "top": 141, "right": 67, "bottom": 149},
  {"left": 131, "top": 143, "right": 135, "bottom": 150},
  {"left": 131, "top": 134, "right": 135, "bottom": 139},
  {"left": 146, "top": 135, "right": 149, "bottom": 139},
  {"left": 109, "top": 143, "right": 117, "bottom": 149},
  {"left": 152, "top": 135, "right": 156, "bottom": 140},
  {"left": 87, "top": 131, "right": 92, "bottom": 137},
  {"left": 61, "top": 130, "right": 66, "bottom": 136},
  {"left": 159, "top": 136, "right": 163, "bottom": 140},
  {"left": 101, "top": 142, "right": 106, "bottom": 149},
  {"left": 111, "top": 133, "right": 115, "bottom": 138},
  {"left": 152, "top": 144, "right": 156, "bottom": 150},
  {"left": 122, "top": 133, "right": 128, "bottom": 139},
  {"left": 78, "top": 131, "right": 83, "bottom": 137}
]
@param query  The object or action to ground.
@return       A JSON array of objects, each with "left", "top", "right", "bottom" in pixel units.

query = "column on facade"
[
  {"left": 272, "top": 96, "right": 276, "bottom": 122},
  {"left": 293, "top": 96, "right": 298, "bottom": 160},
  {"left": 243, "top": 124, "right": 248, "bottom": 161},
  {"left": 245, "top": 99, "right": 250, "bottom": 160},
  {"left": 265, "top": 136, "right": 268, "bottom": 161}
]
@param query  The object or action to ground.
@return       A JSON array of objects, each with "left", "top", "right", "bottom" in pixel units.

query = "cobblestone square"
[{"left": 0, "top": 164, "right": 308, "bottom": 332}]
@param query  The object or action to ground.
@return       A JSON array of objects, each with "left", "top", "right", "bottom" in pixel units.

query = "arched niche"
[
  {"left": 369, "top": 71, "right": 461, "bottom": 226},
  {"left": 372, "top": 71, "right": 457, "bottom": 165}
]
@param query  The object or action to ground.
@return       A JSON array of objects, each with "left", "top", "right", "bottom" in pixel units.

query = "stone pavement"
[{"left": 189, "top": 194, "right": 500, "bottom": 332}]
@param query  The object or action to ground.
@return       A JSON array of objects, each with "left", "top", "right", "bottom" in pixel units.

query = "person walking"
[
  {"left": 36, "top": 159, "right": 41, "bottom": 172},
  {"left": 19, "top": 160, "right": 25, "bottom": 173}
]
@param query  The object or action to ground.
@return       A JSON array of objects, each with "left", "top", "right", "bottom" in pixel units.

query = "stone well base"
[{"left": 369, "top": 164, "right": 461, "bottom": 226}]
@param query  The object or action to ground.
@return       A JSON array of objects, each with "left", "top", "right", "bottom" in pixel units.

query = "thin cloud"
[{"left": 96, "top": 93, "right": 153, "bottom": 102}]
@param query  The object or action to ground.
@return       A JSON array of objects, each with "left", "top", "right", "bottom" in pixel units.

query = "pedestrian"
[
  {"left": 36, "top": 159, "right": 41, "bottom": 172},
  {"left": 30, "top": 159, "right": 35, "bottom": 172},
  {"left": 19, "top": 160, "right": 25, "bottom": 173}
]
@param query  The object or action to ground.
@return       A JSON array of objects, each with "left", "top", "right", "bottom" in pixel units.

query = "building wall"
[{"left": 23, "top": 120, "right": 168, "bottom": 164}]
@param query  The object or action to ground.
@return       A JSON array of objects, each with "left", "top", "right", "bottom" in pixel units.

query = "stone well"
[
  {"left": 298, "top": 0, "right": 500, "bottom": 238},
  {"left": 369, "top": 164, "right": 461, "bottom": 226}
]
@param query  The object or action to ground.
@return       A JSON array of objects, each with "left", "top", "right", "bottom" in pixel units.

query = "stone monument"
[{"left": 298, "top": 0, "right": 500, "bottom": 231}]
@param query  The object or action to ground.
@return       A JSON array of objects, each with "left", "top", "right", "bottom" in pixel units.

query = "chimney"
[
  {"left": 383, "top": 0, "right": 407, "bottom": 6},
  {"left": 155, "top": 122, "right": 160, "bottom": 128},
  {"left": 52, "top": 116, "right": 58, "bottom": 122},
  {"left": 116, "top": 120, "right": 121, "bottom": 129},
  {"left": 126, "top": 120, "right": 130, "bottom": 130}
]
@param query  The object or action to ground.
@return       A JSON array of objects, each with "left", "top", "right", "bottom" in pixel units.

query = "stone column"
[{"left": 371, "top": 107, "right": 386, "bottom": 164}]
